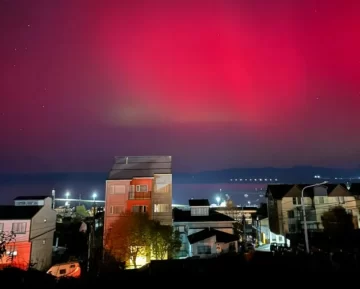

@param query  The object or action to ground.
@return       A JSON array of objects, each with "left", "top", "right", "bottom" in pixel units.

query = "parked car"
[{"left": 47, "top": 262, "right": 81, "bottom": 279}]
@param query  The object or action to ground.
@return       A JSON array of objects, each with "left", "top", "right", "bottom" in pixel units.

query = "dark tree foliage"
[{"left": 321, "top": 206, "right": 354, "bottom": 236}]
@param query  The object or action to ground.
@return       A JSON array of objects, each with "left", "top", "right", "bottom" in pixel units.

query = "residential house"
[
  {"left": 0, "top": 196, "right": 56, "bottom": 271},
  {"left": 215, "top": 206, "right": 257, "bottom": 223},
  {"left": 173, "top": 199, "right": 238, "bottom": 258},
  {"left": 104, "top": 156, "right": 172, "bottom": 266},
  {"left": 266, "top": 183, "right": 360, "bottom": 238}
]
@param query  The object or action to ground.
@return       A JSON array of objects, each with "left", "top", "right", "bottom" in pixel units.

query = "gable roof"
[
  {"left": 0, "top": 206, "right": 41, "bottom": 220},
  {"left": 173, "top": 208, "right": 234, "bottom": 222},
  {"left": 187, "top": 228, "right": 238, "bottom": 244},
  {"left": 266, "top": 185, "right": 295, "bottom": 199},
  {"left": 267, "top": 183, "right": 353, "bottom": 200},
  {"left": 108, "top": 156, "right": 172, "bottom": 180},
  {"left": 14, "top": 196, "right": 50, "bottom": 200},
  {"left": 189, "top": 199, "right": 210, "bottom": 206}
]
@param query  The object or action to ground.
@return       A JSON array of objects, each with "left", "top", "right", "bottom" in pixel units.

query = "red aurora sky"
[{"left": 0, "top": 0, "right": 360, "bottom": 173}]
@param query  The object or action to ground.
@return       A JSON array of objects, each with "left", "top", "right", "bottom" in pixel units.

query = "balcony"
[{"left": 128, "top": 191, "right": 151, "bottom": 200}]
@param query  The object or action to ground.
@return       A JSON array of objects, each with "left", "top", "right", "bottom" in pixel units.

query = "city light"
[
  {"left": 92, "top": 193, "right": 97, "bottom": 200},
  {"left": 215, "top": 196, "right": 221, "bottom": 206},
  {"left": 65, "top": 192, "right": 70, "bottom": 199}
]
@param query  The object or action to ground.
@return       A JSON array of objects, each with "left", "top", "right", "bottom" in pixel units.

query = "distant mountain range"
[{"left": 0, "top": 166, "right": 359, "bottom": 185}]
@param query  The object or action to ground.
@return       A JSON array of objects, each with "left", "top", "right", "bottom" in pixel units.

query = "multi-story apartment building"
[
  {"left": 0, "top": 196, "right": 56, "bottom": 271},
  {"left": 266, "top": 183, "right": 360, "bottom": 236},
  {"left": 104, "top": 156, "right": 173, "bottom": 239}
]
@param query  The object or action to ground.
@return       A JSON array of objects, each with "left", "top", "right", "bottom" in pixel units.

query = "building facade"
[
  {"left": 266, "top": 183, "right": 360, "bottom": 237},
  {"left": 173, "top": 199, "right": 238, "bottom": 258},
  {"left": 104, "top": 156, "right": 173, "bottom": 242},
  {"left": 0, "top": 196, "right": 56, "bottom": 271}
]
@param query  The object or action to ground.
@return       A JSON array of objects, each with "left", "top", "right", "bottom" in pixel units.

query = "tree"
[
  {"left": 233, "top": 221, "right": 242, "bottom": 240},
  {"left": 257, "top": 203, "right": 268, "bottom": 218},
  {"left": 150, "top": 221, "right": 181, "bottom": 260},
  {"left": 106, "top": 212, "right": 152, "bottom": 268},
  {"left": 75, "top": 205, "right": 89, "bottom": 218},
  {"left": 0, "top": 231, "right": 16, "bottom": 260},
  {"left": 322, "top": 206, "right": 354, "bottom": 236}
]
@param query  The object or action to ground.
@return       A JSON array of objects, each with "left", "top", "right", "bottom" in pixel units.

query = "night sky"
[{"left": 1, "top": 0, "right": 360, "bottom": 174}]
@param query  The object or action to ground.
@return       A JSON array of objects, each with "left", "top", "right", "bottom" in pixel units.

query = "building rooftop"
[
  {"left": 14, "top": 195, "right": 50, "bottom": 200},
  {"left": 189, "top": 199, "right": 210, "bottom": 207},
  {"left": 108, "top": 155, "right": 172, "bottom": 180},
  {"left": 0, "top": 206, "right": 41, "bottom": 220},
  {"left": 173, "top": 208, "right": 234, "bottom": 222},
  {"left": 266, "top": 183, "right": 356, "bottom": 199},
  {"left": 187, "top": 228, "right": 238, "bottom": 244}
]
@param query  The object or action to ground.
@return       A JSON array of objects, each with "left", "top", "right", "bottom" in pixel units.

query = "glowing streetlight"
[
  {"left": 65, "top": 192, "right": 70, "bottom": 199},
  {"left": 216, "top": 196, "right": 221, "bottom": 206},
  {"left": 92, "top": 193, "right": 97, "bottom": 201}
]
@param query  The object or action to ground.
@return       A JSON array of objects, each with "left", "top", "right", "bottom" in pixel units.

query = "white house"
[
  {"left": 173, "top": 199, "right": 238, "bottom": 258},
  {"left": 0, "top": 196, "right": 56, "bottom": 271}
]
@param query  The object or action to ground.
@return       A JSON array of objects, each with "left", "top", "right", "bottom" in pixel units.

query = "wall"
[
  {"left": 0, "top": 241, "right": 31, "bottom": 270},
  {"left": 30, "top": 204, "right": 56, "bottom": 271},
  {"left": 104, "top": 180, "right": 130, "bottom": 238},
  {"left": 152, "top": 174, "right": 172, "bottom": 226},
  {"left": 0, "top": 219, "right": 31, "bottom": 269}
]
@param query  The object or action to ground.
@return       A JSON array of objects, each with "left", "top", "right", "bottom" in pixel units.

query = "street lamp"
[
  {"left": 65, "top": 192, "right": 70, "bottom": 199},
  {"left": 216, "top": 196, "right": 221, "bottom": 206},
  {"left": 301, "top": 181, "right": 328, "bottom": 254},
  {"left": 92, "top": 193, "right": 97, "bottom": 201}
]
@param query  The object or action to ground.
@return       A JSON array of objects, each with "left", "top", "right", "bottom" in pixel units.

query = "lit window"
[{"left": 154, "top": 204, "right": 170, "bottom": 213}]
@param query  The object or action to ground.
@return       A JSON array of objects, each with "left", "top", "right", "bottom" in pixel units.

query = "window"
[
  {"left": 278, "top": 236, "right": 283, "bottom": 242},
  {"left": 177, "top": 226, "right": 185, "bottom": 233},
  {"left": 319, "top": 197, "right": 324, "bottom": 204},
  {"left": 132, "top": 205, "right": 147, "bottom": 213},
  {"left": 42, "top": 240, "right": 46, "bottom": 244},
  {"left": 197, "top": 245, "right": 211, "bottom": 254},
  {"left": 0, "top": 223, "right": 3, "bottom": 232},
  {"left": 338, "top": 196, "right": 345, "bottom": 204},
  {"left": 136, "top": 185, "right": 148, "bottom": 192},
  {"left": 191, "top": 207, "right": 209, "bottom": 216},
  {"left": 59, "top": 269, "right": 66, "bottom": 275},
  {"left": 155, "top": 184, "right": 169, "bottom": 193},
  {"left": 70, "top": 264, "right": 75, "bottom": 268},
  {"left": 154, "top": 204, "right": 170, "bottom": 213},
  {"left": 12, "top": 222, "right": 26, "bottom": 234},
  {"left": 287, "top": 211, "right": 295, "bottom": 218},
  {"left": 292, "top": 198, "right": 297, "bottom": 205},
  {"left": 110, "top": 205, "right": 124, "bottom": 214}
]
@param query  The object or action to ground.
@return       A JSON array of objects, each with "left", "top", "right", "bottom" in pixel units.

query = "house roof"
[
  {"left": 187, "top": 228, "right": 238, "bottom": 244},
  {"left": 189, "top": 199, "right": 210, "bottom": 206},
  {"left": 14, "top": 195, "right": 50, "bottom": 200},
  {"left": 0, "top": 206, "right": 41, "bottom": 220},
  {"left": 173, "top": 208, "right": 234, "bottom": 222},
  {"left": 266, "top": 185, "right": 295, "bottom": 199},
  {"left": 266, "top": 183, "right": 353, "bottom": 199},
  {"left": 108, "top": 156, "right": 172, "bottom": 180}
]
